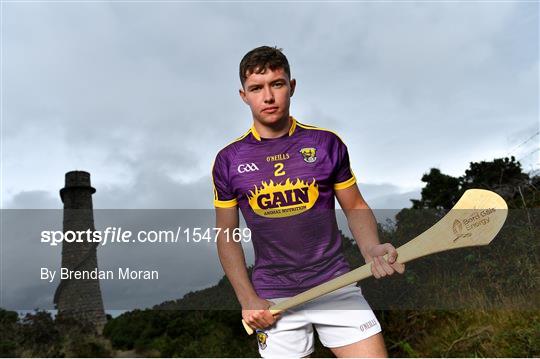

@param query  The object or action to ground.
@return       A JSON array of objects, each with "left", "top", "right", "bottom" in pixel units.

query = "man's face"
[{"left": 239, "top": 67, "right": 296, "bottom": 126}]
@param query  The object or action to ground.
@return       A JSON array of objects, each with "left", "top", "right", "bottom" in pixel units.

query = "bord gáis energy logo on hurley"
[
  {"left": 452, "top": 219, "right": 472, "bottom": 242},
  {"left": 452, "top": 208, "right": 496, "bottom": 242}
]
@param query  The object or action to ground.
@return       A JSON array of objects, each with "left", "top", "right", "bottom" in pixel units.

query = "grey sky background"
[
  {"left": 1, "top": 2, "right": 538, "bottom": 310},
  {"left": 3, "top": 2, "right": 538, "bottom": 211}
]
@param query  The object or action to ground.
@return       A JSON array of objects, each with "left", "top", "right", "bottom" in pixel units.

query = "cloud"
[
  {"left": 4, "top": 2, "right": 537, "bottom": 206},
  {"left": 4, "top": 191, "right": 60, "bottom": 209},
  {"left": 94, "top": 173, "right": 212, "bottom": 209}
]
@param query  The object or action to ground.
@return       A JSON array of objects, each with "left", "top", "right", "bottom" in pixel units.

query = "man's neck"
[{"left": 252, "top": 115, "right": 291, "bottom": 139}]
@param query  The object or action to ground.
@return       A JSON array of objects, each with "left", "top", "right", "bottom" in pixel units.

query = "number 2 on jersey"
[{"left": 274, "top": 162, "right": 286, "bottom": 177}]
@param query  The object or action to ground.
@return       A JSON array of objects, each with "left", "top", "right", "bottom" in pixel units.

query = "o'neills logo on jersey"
[
  {"left": 266, "top": 153, "right": 290, "bottom": 162},
  {"left": 247, "top": 178, "right": 319, "bottom": 218}
]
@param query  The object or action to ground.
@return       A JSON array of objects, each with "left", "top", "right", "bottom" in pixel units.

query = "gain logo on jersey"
[
  {"left": 300, "top": 147, "right": 317, "bottom": 163},
  {"left": 247, "top": 178, "right": 319, "bottom": 218}
]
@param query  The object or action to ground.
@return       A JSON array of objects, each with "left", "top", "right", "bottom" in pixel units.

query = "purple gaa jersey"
[{"left": 212, "top": 116, "right": 356, "bottom": 298}]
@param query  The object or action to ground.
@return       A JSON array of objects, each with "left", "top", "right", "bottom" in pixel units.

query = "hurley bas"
[{"left": 40, "top": 267, "right": 159, "bottom": 282}]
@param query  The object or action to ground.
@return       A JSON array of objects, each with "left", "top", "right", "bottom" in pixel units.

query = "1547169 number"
[{"left": 184, "top": 227, "right": 252, "bottom": 243}]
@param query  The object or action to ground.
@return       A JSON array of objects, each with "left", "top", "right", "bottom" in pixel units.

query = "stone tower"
[{"left": 54, "top": 171, "right": 106, "bottom": 333}]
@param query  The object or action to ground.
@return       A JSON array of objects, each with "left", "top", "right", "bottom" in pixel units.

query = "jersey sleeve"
[
  {"left": 333, "top": 136, "right": 357, "bottom": 191},
  {"left": 212, "top": 152, "right": 238, "bottom": 208}
]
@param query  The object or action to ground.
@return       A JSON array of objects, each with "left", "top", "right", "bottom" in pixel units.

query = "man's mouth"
[{"left": 262, "top": 106, "right": 279, "bottom": 114}]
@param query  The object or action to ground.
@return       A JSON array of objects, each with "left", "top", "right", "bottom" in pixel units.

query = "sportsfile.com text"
[{"left": 40, "top": 227, "right": 252, "bottom": 246}]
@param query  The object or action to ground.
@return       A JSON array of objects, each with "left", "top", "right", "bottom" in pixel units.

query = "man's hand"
[
  {"left": 242, "top": 296, "right": 281, "bottom": 330},
  {"left": 366, "top": 243, "right": 405, "bottom": 279}
]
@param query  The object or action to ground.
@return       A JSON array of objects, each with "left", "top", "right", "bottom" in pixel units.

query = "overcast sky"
[
  {"left": 3, "top": 1, "right": 538, "bottom": 210},
  {"left": 1, "top": 2, "right": 538, "bottom": 311}
]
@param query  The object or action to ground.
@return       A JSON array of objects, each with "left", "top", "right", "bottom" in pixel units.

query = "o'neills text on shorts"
[{"left": 359, "top": 319, "right": 378, "bottom": 331}]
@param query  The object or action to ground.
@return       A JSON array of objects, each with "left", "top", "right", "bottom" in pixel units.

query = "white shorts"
[{"left": 256, "top": 283, "right": 382, "bottom": 358}]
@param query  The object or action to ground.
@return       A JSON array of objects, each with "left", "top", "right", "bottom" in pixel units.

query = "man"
[{"left": 212, "top": 46, "right": 405, "bottom": 357}]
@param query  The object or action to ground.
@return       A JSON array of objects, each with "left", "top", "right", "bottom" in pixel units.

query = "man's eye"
[
  {"left": 250, "top": 87, "right": 261, "bottom": 92},
  {"left": 273, "top": 83, "right": 284, "bottom": 88}
]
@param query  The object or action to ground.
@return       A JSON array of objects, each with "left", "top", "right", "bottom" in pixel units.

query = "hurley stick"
[{"left": 242, "top": 189, "right": 508, "bottom": 335}]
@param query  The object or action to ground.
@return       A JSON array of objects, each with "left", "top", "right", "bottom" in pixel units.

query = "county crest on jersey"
[{"left": 212, "top": 116, "right": 356, "bottom": 298}]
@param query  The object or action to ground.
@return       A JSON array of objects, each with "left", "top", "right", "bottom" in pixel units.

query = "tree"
[
  {"left": 411, "top": 168, "right": 460, "bottom": 210},
  {"left": 460, "top": 156, "right": 531, "bottom": 205},
  {"left": 411, "top": 157, "right": 535, "bottom": 210}
]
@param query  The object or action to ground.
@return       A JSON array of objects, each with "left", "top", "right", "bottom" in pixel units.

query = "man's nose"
[{"left": 263, "top": 86, "right": 274, "bottom": 103}]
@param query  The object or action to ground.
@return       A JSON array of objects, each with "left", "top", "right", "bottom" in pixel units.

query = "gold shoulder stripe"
[
  {"left": 215, "top": 127, "right": 253, "bottom": 155},
  {"left": 296, "top": 121, "right": 317, "bottom": 128},
  {"left": 231, "top": 128, "right": 252, "bottom": 145},
  {"left": 288, "top": 116, "right": 297, "bottom": 136},
  {"left": 295, "top": 121, "right": 346, "bottom": 143},
  {"left": 296, "top": 121, "right": 356, "bottom": 191},
  {"left": 210, "top": 128, "right": 250, "bottom": 206}
]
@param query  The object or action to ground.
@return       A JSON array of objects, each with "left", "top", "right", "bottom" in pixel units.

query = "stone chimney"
[{"left": 54, "top": 171, "right": 106, "bottom": 333}]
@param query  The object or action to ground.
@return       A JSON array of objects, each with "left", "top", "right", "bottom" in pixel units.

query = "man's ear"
[
  {"left": 289, "top": 78, "right": 297, "bottom": 97},
  {"left": 239, "top": 88, "right": 249, "bottom": 104}
]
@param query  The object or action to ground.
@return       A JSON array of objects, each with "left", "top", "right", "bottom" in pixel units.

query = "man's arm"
[
  {"left": 335, "top": 184, "right": 405, "bottom": 278},
  {"left": 215, "top": 207, "right": 279, "bottom": 329}
]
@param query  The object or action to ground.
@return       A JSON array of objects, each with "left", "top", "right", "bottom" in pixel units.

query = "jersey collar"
[{"left": 250, "top": 116, "right": 297, "bottom": 141}]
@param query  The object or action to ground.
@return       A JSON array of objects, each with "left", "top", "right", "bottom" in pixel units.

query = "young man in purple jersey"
[{"left": 212, "top": 46, "right": 405, "bottom": 357}]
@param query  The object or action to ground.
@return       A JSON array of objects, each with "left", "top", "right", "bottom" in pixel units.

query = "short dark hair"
[{"left": 239, "top": 46, "right": 291, "bottom": 87}]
